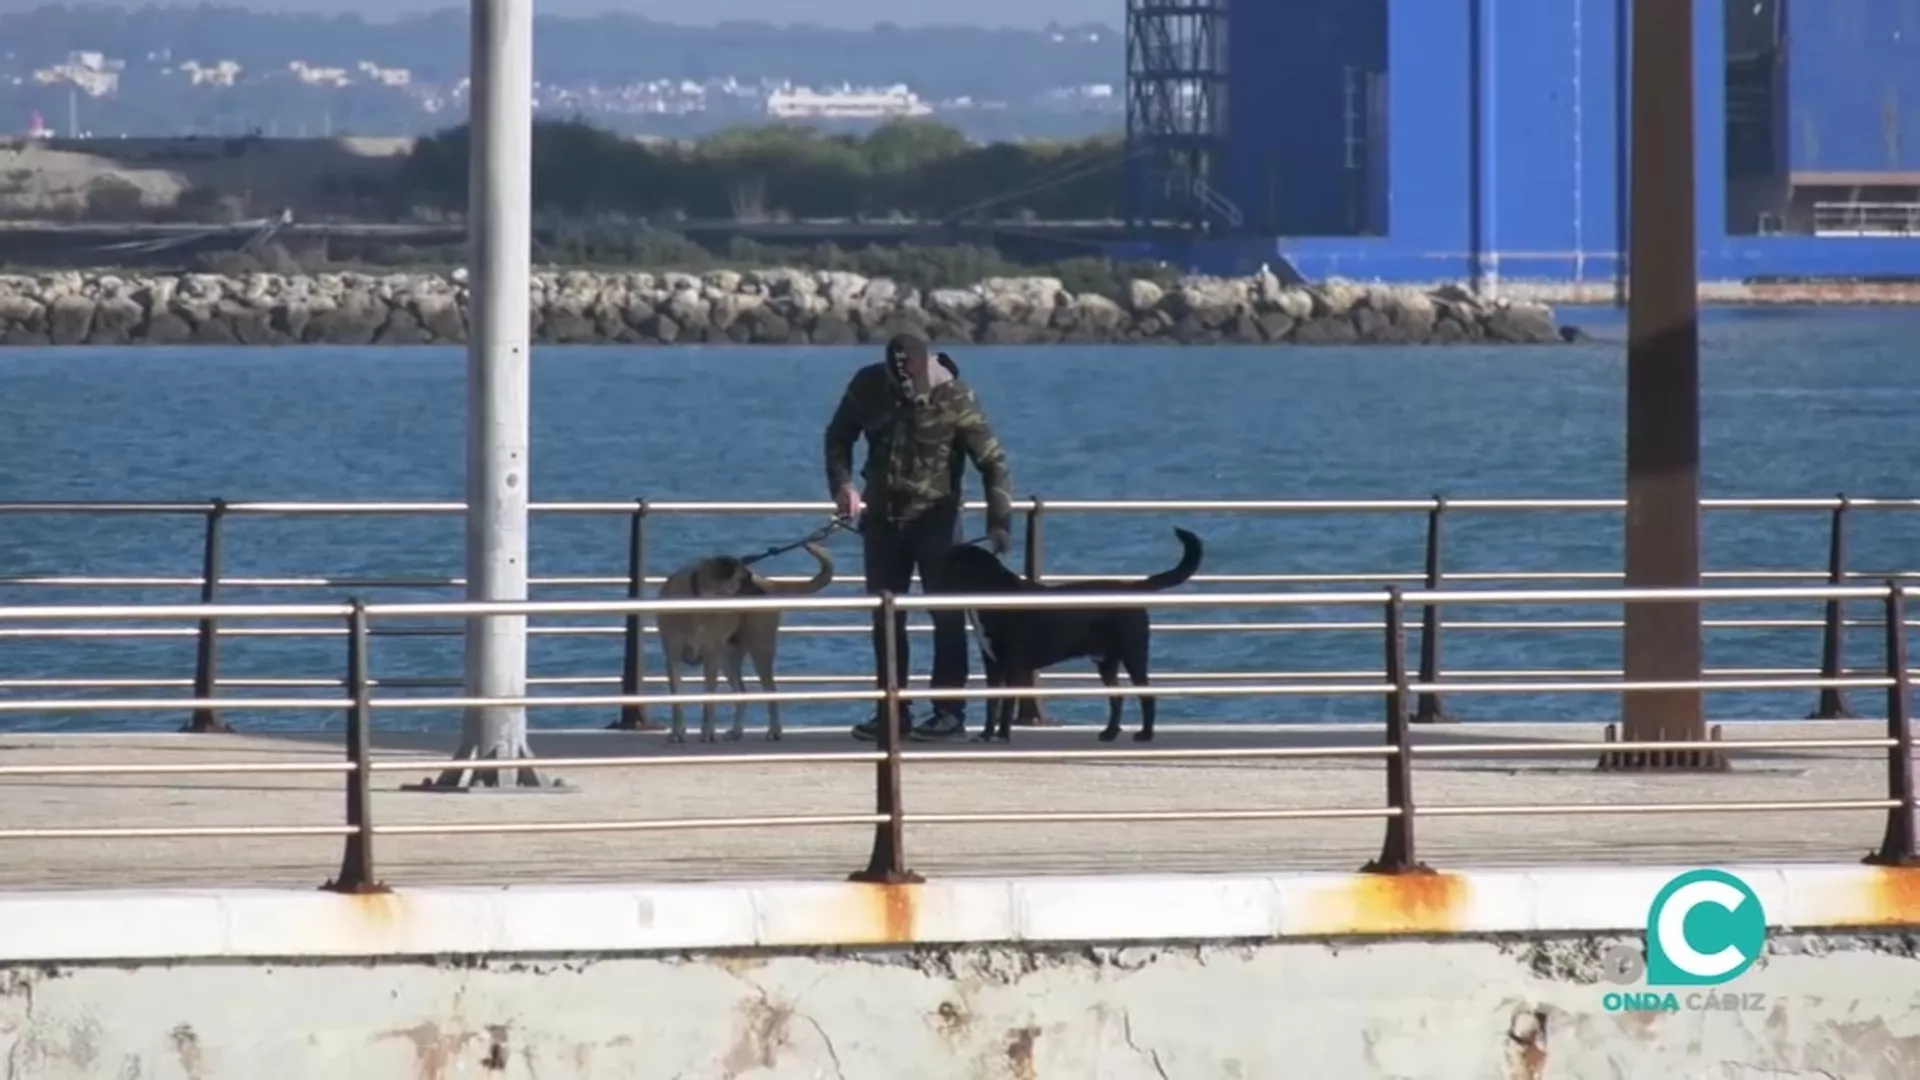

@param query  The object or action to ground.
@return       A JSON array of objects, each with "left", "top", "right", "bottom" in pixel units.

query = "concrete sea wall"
[
  {"left": 3, "top": 864, "right": 1919, "bottom": 1078},
  {"left": 0, "top": 270, "right": 1572, "bottom": 347}
]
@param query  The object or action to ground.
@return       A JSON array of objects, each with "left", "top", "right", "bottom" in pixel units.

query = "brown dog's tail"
[
  {"left": 755, "top": 542, "right": 837, "bottom": 596},
  {"left": 1135, "top": 528, "right": 1204, "bottom": 592}
]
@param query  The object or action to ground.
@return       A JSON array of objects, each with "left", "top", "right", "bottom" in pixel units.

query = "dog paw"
[
  {"left": 1097, "top": 728, "right": 1120, "bottom": 743},
  {"left": 1132, "top": 730, "right": 1155, "bottom": 743}
]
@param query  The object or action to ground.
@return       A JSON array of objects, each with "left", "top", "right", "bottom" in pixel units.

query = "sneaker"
[
  {"left": 910, "top": 711, "right": 969, "bottom": 742},
  {"left": 851, "top": 712, "right": 914, "bottom": 742}
]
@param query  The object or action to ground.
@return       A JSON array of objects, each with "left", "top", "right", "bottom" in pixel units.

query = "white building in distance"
[{"left": 766, "top": 85, "right": 932, "bottom": 120}]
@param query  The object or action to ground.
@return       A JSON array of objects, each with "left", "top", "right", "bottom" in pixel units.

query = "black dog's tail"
[{"left": 1136, "top": 528, "right": 1204, "bottom": 592}]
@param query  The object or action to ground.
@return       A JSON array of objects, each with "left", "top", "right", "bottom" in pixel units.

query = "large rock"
[
  {"left": 541, "top": 295, "right": 598, "bottom": 345},
  {"left": 0, "top": 271, "right": 1570, "bottom": 348},
  {"left": 46, "top": 295, "right": 97, "bottom": 345},
  {"left": 92, "top": 297, "right": 145, "bottom": 344},
  {"left": 303, "top": 299, "right": 385, "bottom": 345},
  {"left": 414, "top": 294, "right": 466, "bottom": 343},
  {"left": 1483, "top": 300, "right": 1562, "bottom": 344},
  {"left": 217, "top": 299, "right": 278, "bottom": 345}
]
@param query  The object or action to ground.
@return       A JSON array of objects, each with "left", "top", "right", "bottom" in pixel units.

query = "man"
[{"left": 824, "top": 332, "right": 1014, "bottom": 742}]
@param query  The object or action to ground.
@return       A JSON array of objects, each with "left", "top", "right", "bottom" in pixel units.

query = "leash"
[
  {"left": 746, "top": 519, "right": 999, "bottom": 649},
  {"left": 737, "top": 516, "right": 854, "bottom": 568}
]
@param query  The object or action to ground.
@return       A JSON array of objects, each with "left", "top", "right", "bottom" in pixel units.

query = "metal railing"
[
  {"left": 0, "top": 582, "right": 1912, "bottom": 889},
  {"left": 2, "top": 495, "right": 1917, "bottom": 731},
  {"left": 1811, "top": 200, "right": 1920, "bottom": 237}
]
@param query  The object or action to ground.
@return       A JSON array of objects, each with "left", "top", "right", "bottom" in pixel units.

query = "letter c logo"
[{"left": 1644, "top": 870, "right": 1766, "bottom": 987}]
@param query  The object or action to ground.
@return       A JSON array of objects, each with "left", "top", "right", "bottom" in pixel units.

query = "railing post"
[
  {"left": 184, "top": 498, "right": 231, "bottom": 733},
  {"left": 1866, "top": 581, "right": 1917, "bottom": 866},
  {"left": 324, "top": 599, "right": 388, "bottom": 893},
  {"left": 1018, "top": 495, "right": 1053, "bottom": 726},
  {"left": 851, "top": 591, "right": 922, "bottom": 885},
  {"left": 1022, "top": 496, "right": 1045, "bottom": 583},
  {"left": 1413, "top": 494, "right": 1453, "bottom": 724},
  {"left": 608, "top": 498, "right": 659, "bottom": 731},
  {"left": 1810, "top": 494, "right": 1858, "bottom": 720},
  {"left": 1363, "top": 586, "right": 1432, "bottom": 875}
]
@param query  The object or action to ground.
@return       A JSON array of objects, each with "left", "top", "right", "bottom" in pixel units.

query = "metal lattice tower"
[{"left": 1125, "top": 0, "right": 1234, "bottom": 236}]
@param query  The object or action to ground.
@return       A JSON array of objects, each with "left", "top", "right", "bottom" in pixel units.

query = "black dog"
[{"left": 931, "top": 528, "right": 1204, "bottom": 743}]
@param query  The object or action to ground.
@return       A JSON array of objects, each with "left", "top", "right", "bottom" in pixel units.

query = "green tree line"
[{"left": 395, "top": 118, "right": 1127, "bottom": 221}]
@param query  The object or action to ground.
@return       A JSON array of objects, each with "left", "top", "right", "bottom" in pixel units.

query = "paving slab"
[{"left": 0, "top": 721, "right": 1899, "bottom": 891}]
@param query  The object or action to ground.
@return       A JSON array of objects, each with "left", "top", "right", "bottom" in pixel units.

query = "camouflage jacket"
[{"left": 824, "top": 361, "right": 1014, "bottom": 531}]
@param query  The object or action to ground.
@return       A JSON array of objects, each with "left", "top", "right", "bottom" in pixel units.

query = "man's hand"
[
  {"left": 836, "top": 485, "right": 864, "bottom": 522},
  {"left": 987, "top": 526, "right": 1011, "bottom": 557}
]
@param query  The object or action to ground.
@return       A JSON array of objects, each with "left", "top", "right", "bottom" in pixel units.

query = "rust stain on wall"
[
  {"left": 377, "top": 1021, "right": 475, "bottom": 1080},
  {"left": 1503, "top": 1007, "right": 1549, "bottom": 1080},
  {"left": 1859, "top": 866, "right": 1920, "bottom": 925},
  {"left": 846, "top": 882, "right": 920, "bottom": 944},
  {"left": 1296, "top": 873, "right": 1472, "bottom": 936},
  {"left": 1005, "top": 1025, "right": 1040, "bottom": 1080},
  {"left": 339, "top": 889, "right": 407, "bottom": 943}
]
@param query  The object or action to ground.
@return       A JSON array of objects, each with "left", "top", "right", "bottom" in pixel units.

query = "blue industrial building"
[{"left": 1119, "top": 0, "right": 1920, "bottom": 289}]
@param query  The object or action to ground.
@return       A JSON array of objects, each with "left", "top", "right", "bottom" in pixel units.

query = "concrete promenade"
[{"left": 0, "top": 719, "right": 1894, "bottom": 890}]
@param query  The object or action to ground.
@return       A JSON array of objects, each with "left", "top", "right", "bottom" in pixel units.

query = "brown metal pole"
[
  {"left": 1864, "top": 580, "right": 1916, "bottom": 866},
  {"left": 1363, "top": 587, "right": 1431, "bottom": 875},
  {"left": 324, "top": 599, "right": 388, "bottom": 894},
  {"left": 184, "top": 498, "right": 232, "bottom": 734},
  {"left": 609, "top": 498, "right": 659, "bottom": 731},
  {"left": 1019, "top": 497, "right": 1052, "bottom": 726},
  {"left": 1607, "top": 0, "right": 1720, "bottom": 772},
  {"left": 851, "top": 591, "right": 922, "bottom": 884}
]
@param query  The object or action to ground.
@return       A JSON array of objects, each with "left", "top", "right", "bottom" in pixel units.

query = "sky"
[{"left": 0, "top": 0, "right": 1124, "bottom": 29}]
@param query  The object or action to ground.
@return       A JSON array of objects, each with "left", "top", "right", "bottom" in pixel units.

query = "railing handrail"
[
  {"left": 0, "top": 582, "right": 1910, "bottom": 622},
  {"left": 2, "top": 491, "right": 1905, "bottom": 732},
  {"left": 5, "top": 495, "right": 1920, "bottom": 515},
  {"left": 1, "top": 492, "right": 1915, "bottom": 889},
  {"left": 0, "top": 579, "right": 1912, "bottom": 890}
]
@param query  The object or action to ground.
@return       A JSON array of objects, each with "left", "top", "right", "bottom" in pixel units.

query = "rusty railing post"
[
  {"left": 1866, "top": 581, "right": 1916, "bottom": 866},
  {"left": 185, "top": 497, "right": 232, "bottom": 733},
  {"left": 324, "top": 599, "right": 388, "bottom": 893},
  {"left": 1810, "top": 494, "right": 1858, "bottom": 720},
  {"left": 1413, "top": 494, "right": 1453, "bottom": 723},
  {"left": 1363, "top": 586, "right": 1432, "bottom": 875},
  {"left": 1018, "top": 495, "right": 1053, "bottom": 725},
  {"left": 852, "top": 591, "right": 922, "bottom": 884},
  {"left": 609, "top": 498, "right": 658, "bottom": 731}
]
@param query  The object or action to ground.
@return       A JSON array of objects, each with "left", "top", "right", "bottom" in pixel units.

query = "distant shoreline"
[
  {"left": 0, "top": 270, "right": 1579, "bottom": 347},
  {"left": 1459, "top": 282, "right": 1920, "bottom": 306}
]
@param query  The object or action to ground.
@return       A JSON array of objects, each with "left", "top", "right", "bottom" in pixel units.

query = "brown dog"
[{"left": 656, "top": 543, "right": 835, "bottom": 743}]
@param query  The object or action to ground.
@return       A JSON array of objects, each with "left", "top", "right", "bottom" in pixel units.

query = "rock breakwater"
[{"left": 0, "top": 269, "right": 1573, "bottom": 347}]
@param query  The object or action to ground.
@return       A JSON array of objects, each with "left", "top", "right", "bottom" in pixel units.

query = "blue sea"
[{"left": 3, "top": 304, "right": 1918, "bottom": 733}]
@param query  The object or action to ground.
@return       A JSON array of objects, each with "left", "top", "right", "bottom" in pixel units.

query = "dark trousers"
[{"left": 863, "top": 498, "right": 969, "bottom": 719}]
